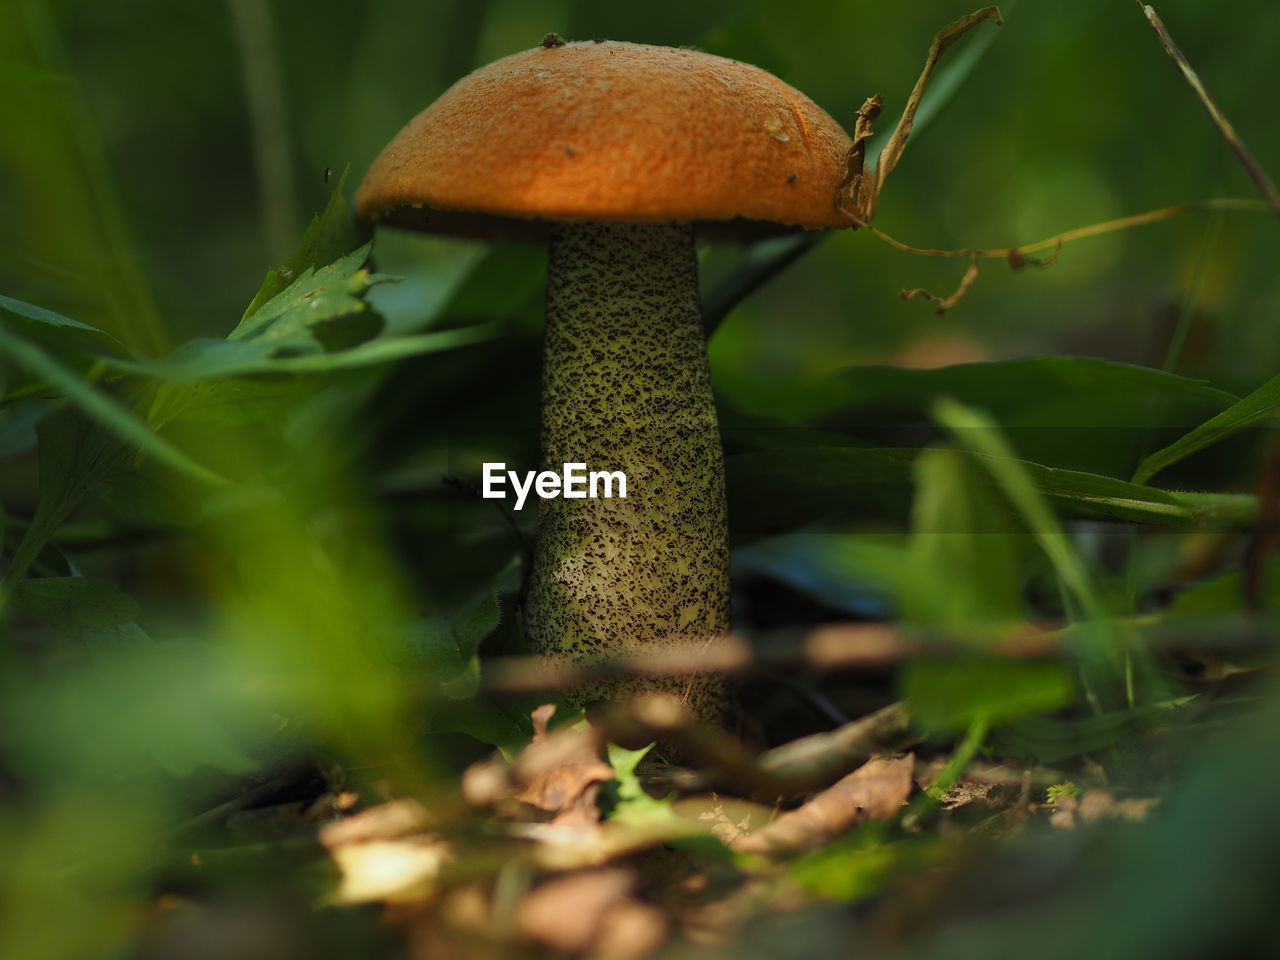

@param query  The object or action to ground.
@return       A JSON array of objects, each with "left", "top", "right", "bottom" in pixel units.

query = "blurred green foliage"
[{"left": 1, "top": 0, "right": 1278, "bottom": 958}]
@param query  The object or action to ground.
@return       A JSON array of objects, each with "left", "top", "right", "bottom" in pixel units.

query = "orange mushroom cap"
[{"left": 356, "top": 39, "right": 856, "bottom": 239}]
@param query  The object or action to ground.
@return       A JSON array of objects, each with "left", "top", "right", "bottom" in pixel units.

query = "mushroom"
[{"left": 357, "top": 38, "right": 853, "bottom": 721}]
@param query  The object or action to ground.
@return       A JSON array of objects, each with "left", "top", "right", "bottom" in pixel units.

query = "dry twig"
[
  {"left": 843, "top": 7, "right": 1004, "bottom": 222},
  {"left": 1138, "top": 3, "right": 1280, "bottom": 215}
]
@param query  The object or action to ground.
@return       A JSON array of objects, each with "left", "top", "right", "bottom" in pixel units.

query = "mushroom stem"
[{"left": 527, "top": 221, "right": 730, "bottom": 717}]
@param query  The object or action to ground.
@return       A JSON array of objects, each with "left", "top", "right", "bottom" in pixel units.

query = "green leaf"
[
  {"left": 903, "top": 448, "right": 1024, "bottom": 627},
  {"left": 932, "top": 399, "right": 1140, "bottom": 711},
  {"left": 13, "top": 576, "right": 155, "bottom": 654},
  {"left": 988, "top": 698, "right": 1196, "bottom": 763},
  {"left": 2, "top": 410, "right": 130, "bottom": 590},
  {"left": 14, "top": 577, "right": 140, "bottom": 628},
  {"left": 9, "top": 641, "right": 262, "bottom": 779},
  {"left": 903, "top": 657, "right": 1076, "bottom": 732},
  {"left": 1132, "top": 372, "right": 1280, "bottom": 483},
  {"left": 818, "top": 357, "right": 1237, "bottom": 477},
  {"left": 0, "top": 294, "right": 131, "bottom": 356},
  {"left": 1167, "top": 558, "right": 1280, "bottom": 616},
  {"left": 397, "top": 618, "right": 471, "bottom": 681},
  {"left": 0, "top": 324, "right": 229, "bottom": 487},
  {"left": 604, "top": 741, "right": 677, "bottom": 826},
  {"left": 264, "top": 325, "right": 497, "bottom": 372},
  {"left": 826, "top": 357, "right": 1235, "bottom": 421},
  {"left": 106, "top": 325, "right": 494, "bottom": 384},
  {"left": 108, "top": 338, "right": 278, "bottom": 383},
  {"left": 429, "top": 696, "right": 544, "bottom": 759},
  {"left": 395, "top": 591, "right": 501, "bottom": 698},
  {"left": 229, "top": 242, "right": 395, "bottom": 350},
  {"left": 727, "top": 446, "right": 1256, "bottom": 541},
  {"left": 0, "top": 397, "right": 61, "bottom": 459},
  {"left": 932, "top": 398, "right": 1108, "bottom": 624},
  {"left": 449, "top": 590, "right": 502, "bottom": 662},
  {"left": 788, "top": 829, "right": 902, "bottom": 901},
  {"left": 240, "top": 165, "right": 363, "bottom": 321},
  {"left": 727, "top": 447, "right": 915, "bottom": 538},
  {"left": 733, "top": 533, "right": 904, "bottom": 617},
  {"left": 1007, "top": 464, "right": 1255, "bottom": 528}
]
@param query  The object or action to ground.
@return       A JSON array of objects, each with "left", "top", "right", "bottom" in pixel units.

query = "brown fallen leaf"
[
  {"left": 1048, "top": 789, "right": 1158, "bottom": 830},
  {"left": 460, "top": 704, "right": 616, "bottom": 829},
  {"left": 696, "top": 801, "right": 758, "bottom": 848},
  {"left": 516, "top": 867, "right": 667, "bottom": 960},
  {"left": 590, "top": 898, "right": 669, "bottom": 960},
  {"left": 1079, "top": 789, "right": 1160, "bottom": 823},
  {"left": 459, "top": 755, "right": 513, "bottom": 807},
  {"left": 736, "top": 754, "right": 915, "bottom": 855},
  {"left": 1048, "top": 793, "right": 1079, "bottom": 831},
  {"left": 512, "top": 704, "right": 615, "bottom": 827},
  {"left": 318, "top": 798, "right": 449, "bottom": 905},
  {"left": 319, "top": 797, "right": 434, "bottom": 847}
]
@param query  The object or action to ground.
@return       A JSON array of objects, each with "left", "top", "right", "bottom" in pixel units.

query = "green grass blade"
[
  {"left": 0, "top": 322, "right": 229, "bottom": 486},
  {"left": 106, "top": 323, "right": 496, "bottom": 382},
  {"left": 726, "top": 445, "right": 1256, "bottom": 538},
  {"left": 932, "top": 396, "right": 1108, "bottom": 623},
  {"left": 0, "top": 293, "right": 127, "bottom": 346},
  {"left": 1132, "top": 372, "right": 1280, "bottom": 483}
]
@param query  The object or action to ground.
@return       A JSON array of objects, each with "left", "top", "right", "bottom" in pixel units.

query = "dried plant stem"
[
  {"left": 847, "top": 7, "right": 1004, "bottom": 221},
  {"left": 853, "top": 197, "right": 1272, "bottom": 313},
  {"left": 840, "top": 4, "right": 1280, "bottom": 312},
  {"left": 479, "top": 614, "right": 1278, "bottom": 694},
  {"left": 601, "top": 698, "right": 913, "bottom": 799},
  {"left": 1138, "top": 4, "right": 1280, "bottom": 216},
  {"left": 856, "top": 198, "right": 1269, "bottom": 263}
]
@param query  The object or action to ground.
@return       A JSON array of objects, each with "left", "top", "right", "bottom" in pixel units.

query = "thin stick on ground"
[
  {"left": 478, "top": 615, "right": 1275, "bottom": 694},
  {"left": 599, "top": 697, "right": 913, "bottom": 799}
]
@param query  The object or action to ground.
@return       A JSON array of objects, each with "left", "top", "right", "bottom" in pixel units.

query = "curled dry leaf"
[
  {"left": 736, "top": 754, "right": 915, "bottom": 855},
  {"left": 460, "top": 704, "right": 616, "bottom": 828},
  {"left": 512, "top": 704, "right": 615, "bottom": 827}
]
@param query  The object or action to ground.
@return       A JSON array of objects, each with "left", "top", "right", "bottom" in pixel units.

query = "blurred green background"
[
  {"left": 2, "top": 1, "right": 1278, "bottom": 958},
  {"left": 5, "top": 0, "right": 1278, "bottom": 387}
]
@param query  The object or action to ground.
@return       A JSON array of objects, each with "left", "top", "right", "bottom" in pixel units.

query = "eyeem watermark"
[{"left": 482, "top": 462, "right": 627, "bottom": 510}]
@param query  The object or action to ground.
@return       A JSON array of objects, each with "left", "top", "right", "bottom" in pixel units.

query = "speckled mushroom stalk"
[
  {"left": 355, "top": 38, "right": 857, "bottom": 727},
  {"left": 526, "top": 221, "right": 730, "bottom": 716}
]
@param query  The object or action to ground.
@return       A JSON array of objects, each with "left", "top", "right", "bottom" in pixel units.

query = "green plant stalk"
[
  {"left": 525, "top": 222, "right": 731, "bottom": 720},
  {"left": 934, "top": 398, "right": 1143, "bottom": 712},
  {"left": 926, "top": 715, "right": 990, "bottom": 800},
  {"left": 902, "top": 714, "right": 990, "bottom": 828}
]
